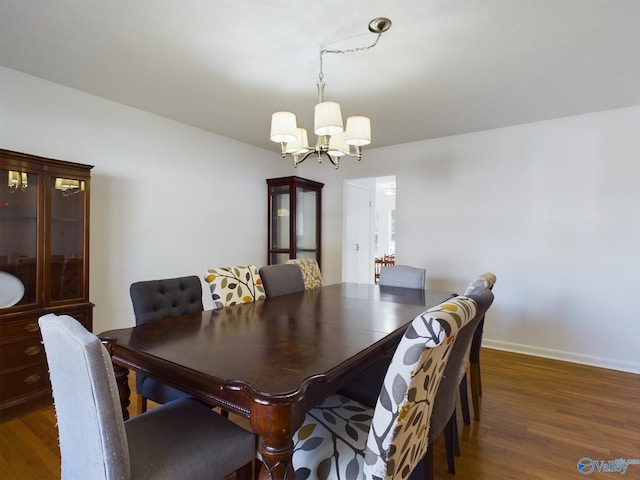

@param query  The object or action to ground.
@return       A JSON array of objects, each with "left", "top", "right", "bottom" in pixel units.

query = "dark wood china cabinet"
[
  {"left": 267, "top": 176, "right": 323, "bottom": 267},
  {"left": 0, "top": 149, "right": 93, "bottom": 422}
]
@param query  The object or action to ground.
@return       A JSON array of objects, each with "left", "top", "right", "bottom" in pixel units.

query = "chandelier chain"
[{"left": 318, "top": 33, "right": 383, "bottom": 83}]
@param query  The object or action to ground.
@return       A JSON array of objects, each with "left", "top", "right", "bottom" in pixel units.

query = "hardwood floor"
[{"left": 1, "top": 348, "right": 638, "bottom": 479}]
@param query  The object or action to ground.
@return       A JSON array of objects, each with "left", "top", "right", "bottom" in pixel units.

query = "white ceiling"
[{"left": 1, "top": 1, "right": 639, "bottom": 152}]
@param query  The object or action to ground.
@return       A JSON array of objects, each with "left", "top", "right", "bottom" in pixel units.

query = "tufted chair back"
[
  {"left": 130, "top": 275, "right": 204, "bottom": 326},
  {"left": 129, "top": 275, "right": 204, "bottom": 411}
]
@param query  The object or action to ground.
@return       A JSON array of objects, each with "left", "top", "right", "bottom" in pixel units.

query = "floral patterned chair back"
[
  {"left": 286, "top": 258, "right": 323, "bottom": 290},
  {"left": 204, "top": 265, "right": 266, "bottom": 309},
  {"left": 291, "top": 295, "right": 477, "bottom": 479}
]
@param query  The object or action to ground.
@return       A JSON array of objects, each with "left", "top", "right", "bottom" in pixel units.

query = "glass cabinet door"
[
  {"left": 267, "top": 176, "right": 323, "bottom": 266},
  {"left": 0, "top": 169, "right": 40, "bottom": 309},
  {"left": 269, "top": 184, "right": 291, "bottom": 265},
  {"left": 48, "top": 175, "right": 87, "bottom": 302},
  {"left": 295, "top": 186, "right": 318, "bottom": 260}
]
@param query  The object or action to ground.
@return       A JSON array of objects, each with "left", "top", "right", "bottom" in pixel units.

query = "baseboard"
[{"left": 482, "top": 339, "right": 640, "bottom": 375}]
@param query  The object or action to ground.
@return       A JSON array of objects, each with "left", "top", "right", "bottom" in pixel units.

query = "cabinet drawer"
[
  {"left": 0, "top": 363, "right": 50, "bottom": 403},
  {"left": 0, "top": 336, "right": 46, "bottom": 371},
  {"left": 0, "top": 318, "right": 42, "bottom": 339}
]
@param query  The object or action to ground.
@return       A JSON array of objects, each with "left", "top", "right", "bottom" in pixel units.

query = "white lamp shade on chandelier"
[
  {"left": 270, "top": 112, "right": 298, "bottom": 144},
  {"left": 314, "top": 101, "right": 343, "bottom": 136}
]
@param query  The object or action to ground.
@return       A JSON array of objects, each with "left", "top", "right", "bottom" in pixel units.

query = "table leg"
[
  {"left": 112, "top": 363, "right": 131, "bottom": 420},
  {"left": 101, "top": 340, "right": 131, "bottom": 420},
  {"left": 250, "top": 399, "right": 305, "bottom": 480}
]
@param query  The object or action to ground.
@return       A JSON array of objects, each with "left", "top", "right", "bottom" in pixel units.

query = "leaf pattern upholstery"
[
  {"left": 204, "top": 265, "right": 265, "bottom": 309},
  {"left": 291, "top": 296, "right": 478, "bottom": 480},
  {"left": 286, "top": 258, "right": 323, "bottom": 290}
]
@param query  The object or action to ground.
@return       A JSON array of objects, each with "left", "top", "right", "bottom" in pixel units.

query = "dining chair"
[
  {"left": 415, "top": 278, "right": 495, "bottom": 479},
  {"left": 258, "top": 263, "right": 305, "bottom": 297},
  {"left": 459, "top": 272, "right": 497, "bottom": 423},
  {"left": 204, "top": 264, "right": 266, "bottom": 309},
  {"left": 39, "top": 314, "right": 255, "bottom": 480},
  {"left": 336, "top": 264, "right": 425, "bottom": 405},
  {"left": 290, "top": 295, "right": 478, "bottom": 479},
  {"left": 379, "top": 264, "right": 426, "bottom": 289},
  {"left": 286, "top": 258, "right": 323, "bottom": 289},
  {"left": 129, "top": 275, "right": 204, "bottom": 414},
  {"left": 374, "top": 254, "right": 395, "bottom": 284}
]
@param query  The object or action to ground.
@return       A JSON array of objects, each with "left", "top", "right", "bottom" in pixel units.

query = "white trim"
[{"left": 482, "top": 339, "right": 640, "bottom": 375}]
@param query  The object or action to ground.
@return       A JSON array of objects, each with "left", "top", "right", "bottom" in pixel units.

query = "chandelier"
[
  {"left": 55, "top": 177, "right": 85, "bottom": 196},
  {"left": 270, "top": 17, "right": 392, "bottom": 169},
  {"left": 8, "top": 171, "right": 28, "bottom": 193}
]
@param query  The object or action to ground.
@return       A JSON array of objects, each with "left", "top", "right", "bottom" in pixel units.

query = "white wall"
[
  {"left": 3, "top": 65, "right": 639, "bottom": 373},
  {"left": 0, "top": 66, "right": 291, "bottom": 333},
  {"left": 299, "top": 105, "right": 640, "bottom": 373}
]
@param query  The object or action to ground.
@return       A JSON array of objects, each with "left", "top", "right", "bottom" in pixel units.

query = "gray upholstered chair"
[
  {"left": 379, "top": 264, "right": 426, "bottom": 289},
  {"left": 336, "top": 264, "right": 426, "bottom": 403},
  {"left": 258, "top": 263, "right": 305, "bottom": 297},
  {"left": 129, "top": 275, "right": 204, "bottom": 413},
  {"left": 39, "top": 314, "right": 255, "bottom": 480},
  {"left": 290, "top": 295, "right": 478, "bottom": 479},
  {"left": 459, "top": 272, "right": 497, "bottom": 423},
  {"left": 416, "top": 277, "right": 495, "bottom": 479}
]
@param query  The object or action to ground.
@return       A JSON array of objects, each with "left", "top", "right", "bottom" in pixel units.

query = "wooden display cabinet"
[
  {"left": 267, "top": 176, "right": 323, "bottom": 267},
  {"left": 0, "top": 149, "right": 93, "bottom": 422}
]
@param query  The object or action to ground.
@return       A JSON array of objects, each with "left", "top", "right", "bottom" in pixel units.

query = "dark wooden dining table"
[{"left": 99, "top": 282, "right": 455, "bottom": 480}]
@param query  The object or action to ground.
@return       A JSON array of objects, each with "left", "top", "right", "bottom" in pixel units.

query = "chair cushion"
[
  {"left": 126, "top": 398, "right": 255, "bottom": 480},
  {"left": 286, "top": 258, "right": 323, "bottom": 289},
  {"left": 204, "top": 265, "right": 266, "bottom": 309},
  {"left": 292, "top": 394, "right": 373, "bottom": 479}
]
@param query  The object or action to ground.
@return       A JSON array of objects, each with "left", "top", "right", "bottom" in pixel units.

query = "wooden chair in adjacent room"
[
  {"left": 39, "top": 314, "right": 255, "bottom": 480},
  {"left": 129, "top": 275, "right": 205, "bottom": 414},
  {"left": 374, "top": 254, "right": 396, "bottom": 284}
]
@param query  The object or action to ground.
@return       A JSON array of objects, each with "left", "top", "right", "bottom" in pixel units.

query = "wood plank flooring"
[{"left": 1, "top": 348, "right": 638, "bottom": 479}]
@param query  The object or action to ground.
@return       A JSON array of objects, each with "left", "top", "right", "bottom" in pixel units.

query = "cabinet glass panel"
[
  {"left": 0, "top": 170, "right": 38, "bottom": 308},
  {"left": 296, "top": 187, "right": 317, "bottom": 252},
  {"left": 269, "top": 186, "right": 290, "bottom": 250},
  {"left": 49, "top": 176, "right": 86, "bottom": 301},
  {"left": 271, "top": 253, "right": 291, "bottom": 265}
]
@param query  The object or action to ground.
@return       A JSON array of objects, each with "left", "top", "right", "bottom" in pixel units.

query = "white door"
[{"left": 343, "top": 183, "right": 372, "bottom": 283}]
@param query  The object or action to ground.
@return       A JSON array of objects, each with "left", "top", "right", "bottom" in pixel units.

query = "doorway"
[{"left": 342, "top": 176, "right": 396, "bottom": 284}]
